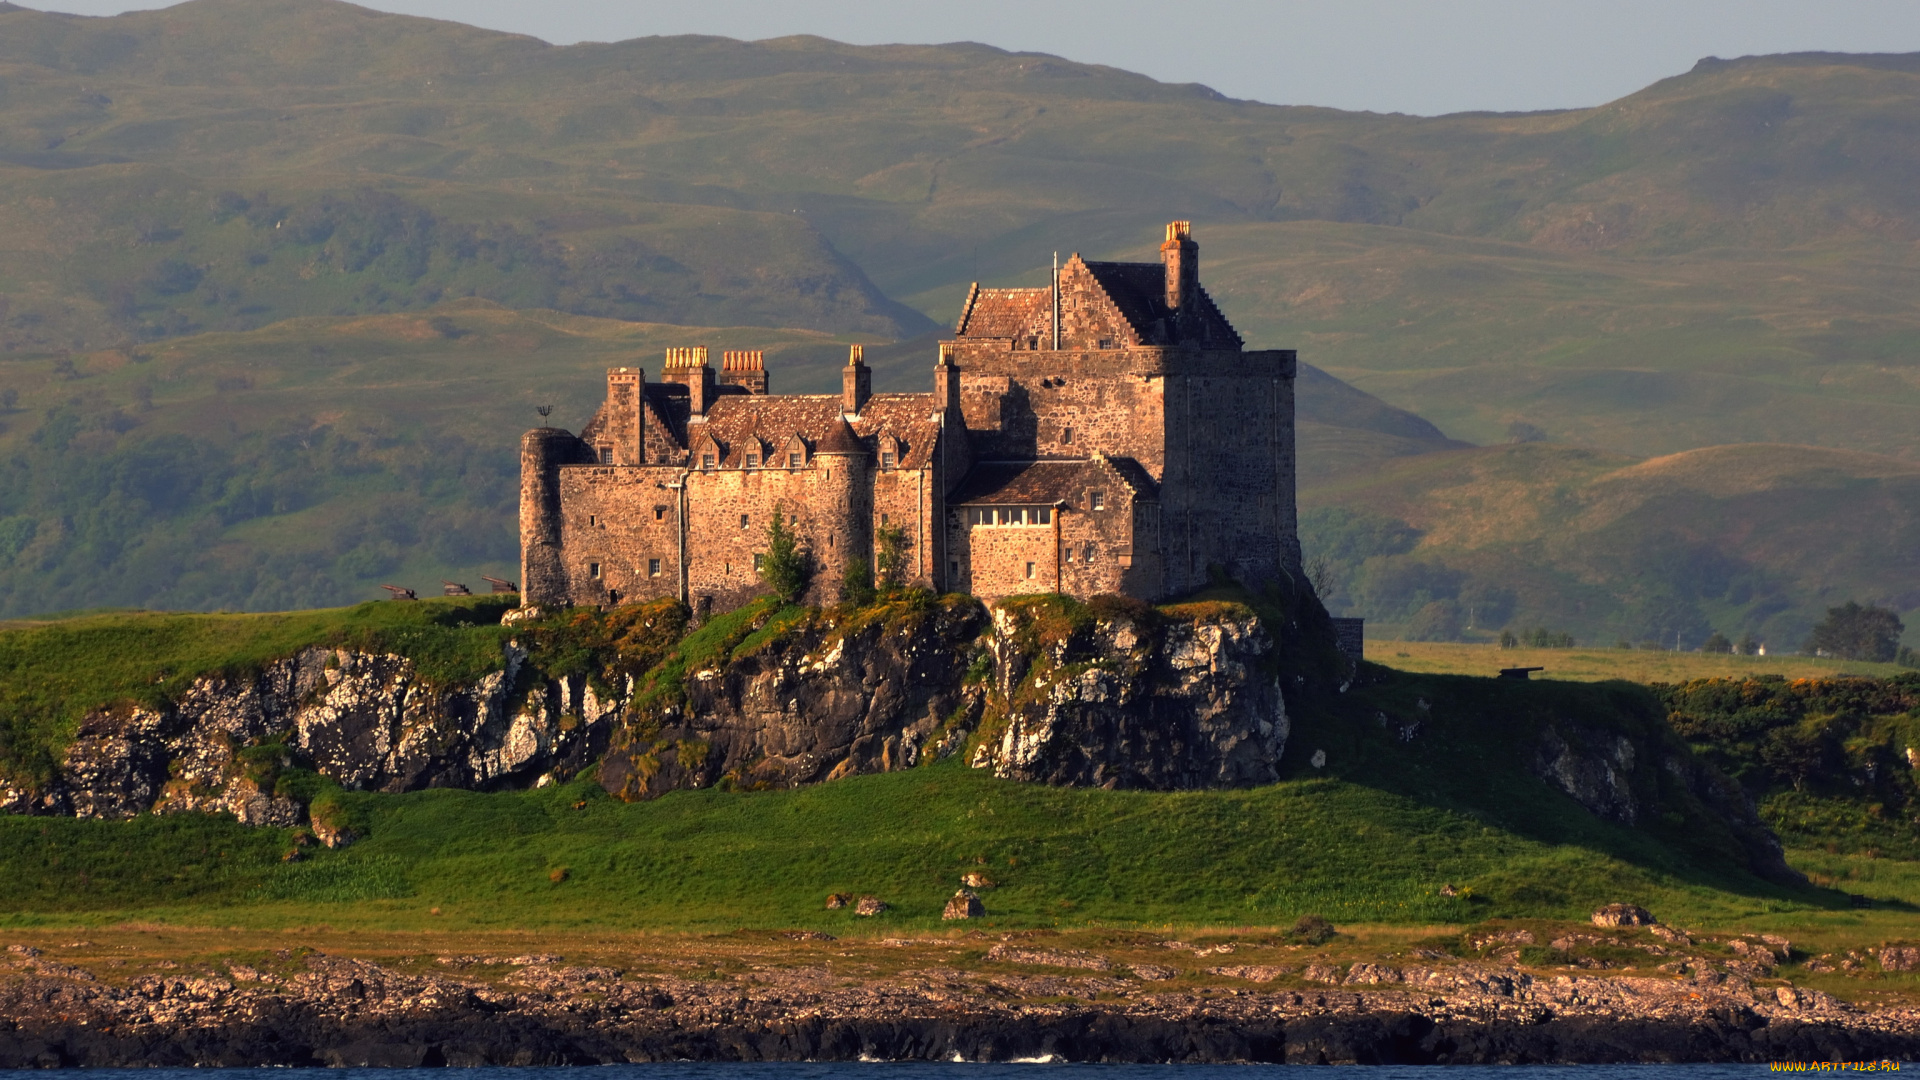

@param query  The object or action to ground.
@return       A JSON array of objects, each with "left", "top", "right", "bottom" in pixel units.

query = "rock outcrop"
[
  {"left": 970, "top": 598, "right": 1288, "bottom": 789},
  {"left": 3, "top": 643, "right": 614, "bottom": 823}
]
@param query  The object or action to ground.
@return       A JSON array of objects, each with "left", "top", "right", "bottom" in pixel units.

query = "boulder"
[
  {"left": 1590, "top": 903, "right": 1656, "bottom": 927},
  {"left": 942, "top": 889, "right": 984, "bottom": 920},
  {"left": 824, "top": 893, "right": 850, "bottom": 910},
  {"left": 854, "top": 895, "right": 887, "bottom": 916},
  {"left": 961, "top": 872, "right": 997, "bottom": 889}
]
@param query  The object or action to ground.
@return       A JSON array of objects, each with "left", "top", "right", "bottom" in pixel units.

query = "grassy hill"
[
  {"left": 0, "top": 0, "right": 1912, "bottom": 636},
  {"left": 0, "top": 595, "right": 1862, "bottom": 931},
  {"left": 0, "top": 1, "right": 1916, "bottom": 458},
  {"left": 1302, "top": 442, "right": 1920, "bottom": 649}
]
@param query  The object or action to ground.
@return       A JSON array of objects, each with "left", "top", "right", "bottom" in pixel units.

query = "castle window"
[
  {"left": 1084, "top": 543, "right": 1096, "bottom": 561},
  {"left": 1062, "top": 427, "right": 1072, "bottom": 445},
  {"left": 1025, "top": 562, "right": 1035, "bottom": 579},
  {"left": 598, "top": 447, "right": 613, "bottom": 465},
  {"left": 746, "top": 454, "right": 760, "bottom": 469},
  {"left": 1090, "top": 490, "right": 1105, "bottom": 511},
  {"left": 880, "top": 513, "right": 888, "bottom": 525},
  {"left": 881, "top": 452, "right": 895, "bottom": 469},
  {"left": 589, "top": 562, "right": 602, "bottom": 579},
  {"left": 701, "top": 453, "right": 715, "bottom": 470},
  {"left": 740, "top": 514, "right": 749, "bottom": 529},
  {"left": 789, "top": 452, "right": 802, "bottom": 468},
  {"left": 1034, "top": 507, "right": 1051, "bottom": 525},
  {"left": 1026, "top": 337, "right": 1038, "bottom": 350},
  {"left": 588, "top": 514, "right": 596, "bottom": 526},
  {"left": 648, "top": 558, "right": 661, "bottom": 576},
  {"left": 950, "top": 560, "right": 960, "bottom": 576},
  {"left": 754, "top": 553, "right": 765, "bottom": 571},
  {"left": 1097, "top": 338, "right": 1113, "bottom": 349},
  {"left": 654, "top": 505, "right": 667, "bottom": 521},
  {"left": 1064, "top": 546, "right": 1074, "bottom": 563}
]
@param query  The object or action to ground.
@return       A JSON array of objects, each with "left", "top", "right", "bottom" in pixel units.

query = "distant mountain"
[{"left": 0, "top": 0, "right": 1914, "bottom": 637}]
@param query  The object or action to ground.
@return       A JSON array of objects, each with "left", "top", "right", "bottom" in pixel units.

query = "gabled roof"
[
  {"left": 951, "top": 456, "right": 1160, "bottom": 506},
  {"left": 952, "top": 256, "right": 1242, "bottom": 349}
]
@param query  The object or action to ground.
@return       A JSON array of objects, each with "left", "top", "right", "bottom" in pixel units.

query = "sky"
[{"left": 17, "top": 0, "right": 1920, "bottom": 115}]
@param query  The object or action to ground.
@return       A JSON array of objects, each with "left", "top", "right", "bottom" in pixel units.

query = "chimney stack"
[
  {"left": 843, "top": 343, "right": 871, "bottom": 415},
  {"left": 663, "top": 346, "right": 716, "bottom": 415},
  {"left": 720, "top": 349, "right": 768, "bottom": 394},
  {"left": 934, "top": 342, "right": 959, "bottom": 414},
  {"left": 1161, "top": 220, "right": 1197, "bottom": 311}
]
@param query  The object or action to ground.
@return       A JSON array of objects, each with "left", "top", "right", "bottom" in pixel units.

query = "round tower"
[
  {"left": 519, "top": 427, "right": 577, "bottom": 609},
  {"left": 811, "top": 417, "right": 872, "bottom": 605}
]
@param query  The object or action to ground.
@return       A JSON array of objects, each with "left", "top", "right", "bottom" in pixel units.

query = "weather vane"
[{"left": 536, "top": 404, "right": 552, "bottom": 419}]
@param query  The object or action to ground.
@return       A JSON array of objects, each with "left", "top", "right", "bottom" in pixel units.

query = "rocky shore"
[{"left": 1, "top": 934, "right": 1915, "bottom": 1066}]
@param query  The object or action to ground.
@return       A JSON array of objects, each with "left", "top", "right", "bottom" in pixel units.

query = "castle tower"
[
  {"left": 1160, "top": 220, "right": 1197, "bottom": 311},
  {"left": 720, "top": 350, "right": 768, "bottom": 394},
  {"left": 519, "top": 427, "right": 580, "bottom": 608},
  {"left": 842, "top": 344, "right": 871, "bottom": 416},
  {"left": 812, "top": 416, "right": 871, "bottom": 603}
]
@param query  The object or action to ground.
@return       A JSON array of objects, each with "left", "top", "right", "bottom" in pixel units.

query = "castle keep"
[{"left": 520, "top": 223, "right": 1300, "bottom": 612}]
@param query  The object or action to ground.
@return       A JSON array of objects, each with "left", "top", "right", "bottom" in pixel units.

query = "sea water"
[{"left": 0, "top": 1066, "right": 1858, "bottom": 1078}]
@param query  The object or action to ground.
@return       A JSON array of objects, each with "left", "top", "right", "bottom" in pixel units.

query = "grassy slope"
[
  {"left": 1369, "top": 641, "right": 1912, "bottom": 685},
  {"left": 1301, "top": 442, "right": 1920, "bottom": 649},
  {"left": 0, "top": 2, "right": 1917, "bottom": 459}
]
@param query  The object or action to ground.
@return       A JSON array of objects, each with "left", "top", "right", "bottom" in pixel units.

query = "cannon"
[
  {"left": 482, "top": 576, "right": 519, "bottom": 594},
  {"left": 379, "top": 584, "right": 418, "bottom": 601}
]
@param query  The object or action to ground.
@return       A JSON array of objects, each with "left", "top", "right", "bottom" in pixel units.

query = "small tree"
[
  {"left": 1804, "top": 601, "right": 1904, "bottom": 662},
  {"left": 1735, "top": 632, "right": 1759, "bottom": 656},
  {"left": 875, "top": 524, "right": 909, "bottom": 592},
  {"left": 760, "top": 510, "right": 808, "bottom": 603},
  {"left": 1702, "top": 631, "right": 1732, "bottom": 654},
  {"left": 841, "top": 555, "right": 876, "bottom": 607},
  {"left": 1498, "top": 629, "right": 1517, "bottom": 650}
]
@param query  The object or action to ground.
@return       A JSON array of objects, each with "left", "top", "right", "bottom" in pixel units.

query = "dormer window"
[
  {"left": 598, "top": 446, "right": 613, "bottom": 465},
  {"left": 881, "top": 452, "right": 895, "bottom": 469},
  {"left": 1090, "top": 490, "right": 1105, "bottom": 511},
  {"left": 789, "top": 452, "right": 803, "bottom": 468},
  {"left": 746, "top": 453, "right": 760, "bottom": 469},
  {"left": 701, "top": 453, "right": 716, "bottom": 470}
]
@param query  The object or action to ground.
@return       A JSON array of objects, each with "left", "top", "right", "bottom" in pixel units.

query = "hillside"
[
  {"left": 0, "top": 2, "right": 1918, "bottom": 458},
  {"left": 1302, "top": 442, "right": 1920, "bottom": 648}
]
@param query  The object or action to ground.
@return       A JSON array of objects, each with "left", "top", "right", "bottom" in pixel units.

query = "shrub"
[
  {"left": 1290, "top": 913, "right": 1337, "bottom": 945},
  {"left": 760, "top": 510, "right": 808, "bottom": 602}
]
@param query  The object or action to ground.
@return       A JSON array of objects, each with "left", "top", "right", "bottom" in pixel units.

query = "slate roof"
[
  {"left": 953, "top": 257, "right": 1241, "bottom": 349},
  {"left": 950, "top": 457, "right": 1159, "bottom": 506},
  {"left": 681, "top": 392, "right": 944, "bottom": 469},
  {"left": 954, "top": 284, "right": 1050, "bottom": 339}
]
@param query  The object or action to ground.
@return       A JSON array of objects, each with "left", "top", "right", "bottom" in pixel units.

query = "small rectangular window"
[
  {"left": 1035, "top": 507, "right": 1051, "bottom": 524},
  {"left": 1025, "top": 562, "right": 1035, "bottom": 579},
  {"left": 1084, "top": 543, "right": 1095, "bottom": 560},
  {"left": 880, "top": 513, "right": 888, "bottom": 525},
  {"left": 746, "top": 454, "right": 760, "bottom": 469},
  {"left": 789, "top": 452, "right": 802, "bottom": 468},
  {"left": 740, "top": 513, "right": 749, "bottom": 528},
  {"left": 654, "top": 505, "right": 667, "bottom": 521},
  {"left": 753, "top": 553, "right": 765, "bottom": 571},
  {"left": 1064, "top": 546, "right": 1074, "bottom": 563},
  {"left": 589, "top": 562, "right": 602, "bottom": 579},
  {"left": 1062, "top": 427, "right": 1073, "bottom": 444},
  {"left": 588, "top": 514, "right": 596, "bottom": 526},
  {"left": 598, "top": 447, "right": 613, "bottom": 465},
  {"left": 881, "top": 452, "right": 895, "bottom": 469},
  {"left": 1090, "top": 490, "right": 1105, "bottom": 511},
  {"left": 701, "top": 453, "right": 715, "bottom": 470},
  {"left": 950, "top": 560, "right": 960, "bottom": 575},
  {"left": 648, "top": 559, "right": 661, "bottom": 576}
]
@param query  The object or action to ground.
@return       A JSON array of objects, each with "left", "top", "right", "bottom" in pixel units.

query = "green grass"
[
  {"left": 0, "top": 595, "right": 514, "bottom": 784},
  {"left": 0, "top": 761, "right": 1834, "bottom": 932},
  {"left": 1371, "top": 640, "right": 1913, "bottom": 684}
]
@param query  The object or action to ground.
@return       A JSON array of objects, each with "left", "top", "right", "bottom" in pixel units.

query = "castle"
[{"left": 519, "top": 222, "right": 1300, "bottom": 615}]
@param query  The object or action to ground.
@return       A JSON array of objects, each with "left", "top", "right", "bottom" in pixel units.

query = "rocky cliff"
[{"left": 1, "top": 593, "right": 1301, "bottom": 828}]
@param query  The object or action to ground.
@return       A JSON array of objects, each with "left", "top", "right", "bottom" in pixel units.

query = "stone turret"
[
  {"left": 519, "top": 427, "right": 582, "bottom": 608},
  {"left": 812, "top": 416, "right": 871, "bottom": 604}
]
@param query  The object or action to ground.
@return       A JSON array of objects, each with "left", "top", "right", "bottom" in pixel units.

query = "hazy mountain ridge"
[{"left": 0, "top": 0, "right": 1911, "bottom": 640}]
